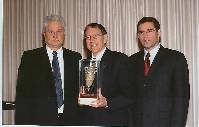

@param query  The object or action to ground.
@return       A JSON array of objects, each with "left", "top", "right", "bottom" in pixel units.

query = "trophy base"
[{"left": 79, "top": 98, "right": 97, "bottom": 105}]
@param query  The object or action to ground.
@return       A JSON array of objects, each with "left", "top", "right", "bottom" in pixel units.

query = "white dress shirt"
[
  {"left": 144, "top": 43, "right": 160, "bottom": 65},
  {"left": 46, "top": 46, "right": 64, "bottom": 113},
  {"left": 92, "top": 47, "right": 106, "bottom": 61}
]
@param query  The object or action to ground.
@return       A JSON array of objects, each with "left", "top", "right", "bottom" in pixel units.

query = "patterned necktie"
[
  {"left": 144, "top": 52, "right": 150, "bottom": 76},
  {"left": 91, "top": 57, "right": 97, "bottom": 67},
  {"left": 52, "top": 51, "right": 64, "bottom": 108}
]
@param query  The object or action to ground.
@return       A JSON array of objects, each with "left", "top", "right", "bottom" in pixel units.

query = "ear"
[
  {"left": 157, "top": 29, "right": 161, "bottom": 39},
  {"left": 103, "top": 34, "right": 108, "bottom": 45},
  {"left": 136, "top": 33, "right": 139, "bottom": 41},
  {"left": 42, "top": 32, "right": 46, "bottom": 40},
  {"left": 42, "top": 32, "right": 46, "bottom": 37},
  {"left": 42, "top": 32, "right": 48, "bottom": 44}
]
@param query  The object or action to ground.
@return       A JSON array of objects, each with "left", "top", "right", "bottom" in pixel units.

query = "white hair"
[{"left": 42, "top": 14, "right": 65, "bottom": 33}]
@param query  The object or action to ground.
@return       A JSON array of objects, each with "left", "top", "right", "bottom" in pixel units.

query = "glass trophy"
[{"left": 78, "top": 59, "right": 100, "bottom": 105}]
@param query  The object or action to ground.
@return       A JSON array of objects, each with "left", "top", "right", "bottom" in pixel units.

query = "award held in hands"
[{"left": 79, "top": 59, "right": 100, "bottom": 105}]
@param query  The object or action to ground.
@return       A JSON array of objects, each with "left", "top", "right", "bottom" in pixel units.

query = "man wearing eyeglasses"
[
  {"left": 79, "top": 23, "right": 133, "bottom": 126},
  {"left": 129, "top": 17, "right": 190, "bottom": 127}
]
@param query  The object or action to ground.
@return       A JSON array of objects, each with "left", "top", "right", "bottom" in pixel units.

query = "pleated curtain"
[{"left": 2, "top": 0, "right": 199, "bottom": 126}]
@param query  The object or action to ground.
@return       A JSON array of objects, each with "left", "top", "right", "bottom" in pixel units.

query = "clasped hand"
[{"left": 89, "top": 94, "right": 108, "bottom": 108}]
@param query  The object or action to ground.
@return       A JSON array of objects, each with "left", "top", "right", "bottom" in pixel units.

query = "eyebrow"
[{"left": 139, "top": 28, "right": 155, "bottom": 31}]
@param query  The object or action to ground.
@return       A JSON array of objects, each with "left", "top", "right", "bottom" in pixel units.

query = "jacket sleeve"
[
  {"left": 105, "top": 55, "right": 134, "bottom": 112},
  {"left": 15, "top": 51, "right": 34, "bottom": 124},
  {"left": 171, "top": 53, "right": 190, "bottom": 127}
]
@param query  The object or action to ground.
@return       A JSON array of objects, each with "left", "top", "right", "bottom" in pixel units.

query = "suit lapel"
[
  {"left": 63, "top": 48, "right": 70, "bottom": 88},
  {"left": 40, "top": 47, "right": 53, "bottom": 76},
  {"left": 148, "top": 45, "right": 166, "bottom": 77},
  {"left": 39, "top": 47, "right": 56, "bottom": 96},
  {"left": 63, "top": 48, "right": 76, "bottom": 97},
  {"left": 100, "top": 48, "right": 111, "bottom": 72},
  {"left": 136, "top": 51, "right": 145, "bottom": 82},
  {"left": 97, "top": 48, "right": 111, "bottom": 91}
]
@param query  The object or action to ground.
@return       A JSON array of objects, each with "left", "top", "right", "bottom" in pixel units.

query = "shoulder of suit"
[
  {"left": 19, "top": 47, "right": 46, "bottom": 64},
  {"left": 105, "top": 50, "right": 128, "bottom": 65},
  {"left": 23, "top": 47, "right": 82, "bottom": 59},
  {"left": 63, "top": 48, "right": 80, "bottom": 55},
  {"left": 63, "top": 48, "right": 82, "bottom": 59},
  {"left": 162, "top": 47, "right": 186, "bottom": 59},
  {"left": 107, "top": 50, "right": 128, "bottom": 58},
  {"left": 129, "top": 50, "right": 143, "bottom": 59},
  {"left": 162, "top": 48, "right": 188, "bottom": 68},
  {"left": 22, "top": 47, "right": 45, "bottom": 57}
]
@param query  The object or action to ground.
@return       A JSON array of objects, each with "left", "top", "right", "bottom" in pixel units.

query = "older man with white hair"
[{"left": 15, "top": 14, "right": 81, "bottom": 125}]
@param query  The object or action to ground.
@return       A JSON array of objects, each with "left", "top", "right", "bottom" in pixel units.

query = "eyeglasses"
[
  {"left": 137, "top": 28, "right": 156, "bottom": 36},
  {"left": 46, "top": 29, "right": 64, "bottom": 36},
  {"left": 84, "top": 34, "right": 103, "bottom": 40}
]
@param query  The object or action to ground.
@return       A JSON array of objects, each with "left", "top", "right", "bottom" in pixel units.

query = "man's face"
[
  {"left": 43, "top": 21, "right": 65, "bottom": 50},
  {"left": 85, "top": 27, "right": 107, "bottom": 56},
  {"left": 137, "top": 22, "right": 160, "bottom": 51}
]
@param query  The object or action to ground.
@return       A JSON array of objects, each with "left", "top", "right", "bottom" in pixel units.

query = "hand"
[{"left": 89, "top": 88, "right": 108, "bottom": 108}]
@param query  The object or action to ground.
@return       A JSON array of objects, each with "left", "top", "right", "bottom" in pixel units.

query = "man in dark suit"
[
  {"left": 79, "top": 23, "right": 133, "bottom": 126},
  {"left": 129, "top": 17, "right": 190, "bottom": 127},
  {"left": 15, "top": 14, "right": 81, "bottom": 125}
]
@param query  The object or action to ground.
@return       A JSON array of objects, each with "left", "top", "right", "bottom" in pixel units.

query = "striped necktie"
[{"left": 144, "top": 52, "right": 150, "bottom": 76}]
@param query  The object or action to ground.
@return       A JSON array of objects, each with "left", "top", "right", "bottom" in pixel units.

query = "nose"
[
  {"left": 89, "top": 40, "right": 94, "bottom": 45},
  {"left": 52, "top": 32, "right": 58, "bottom": 38},
  {"left": 142, "top": 31, "right": 149, "bottom": 36},
  {"left": 90, "top": 36, "right": 96, "bottom": 42}
]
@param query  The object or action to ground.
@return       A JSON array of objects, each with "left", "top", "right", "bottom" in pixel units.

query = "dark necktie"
[
  {"left": 144, "top": 52, "right": 150, "bottom": 76},
  {"left": 52, "top": 51, "right": 64, "bottom": 108}
]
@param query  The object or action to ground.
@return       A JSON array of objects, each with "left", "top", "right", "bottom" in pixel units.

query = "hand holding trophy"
[
  {"left": 89, "top": 88, "right": 108, "bottom": 108},
  {"left": 79, "top": 59, "right": 100, "bottom": 105}
]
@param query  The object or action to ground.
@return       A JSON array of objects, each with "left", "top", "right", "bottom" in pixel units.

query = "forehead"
[
  {"left": 46, "top": 21, "right": 63, "bottom": 29},
  {"left": 85, "top": 27, "right": 102, "bottom": 35},
  {"left": 138, "top": 22, "right": 155, "bottom": 30}
]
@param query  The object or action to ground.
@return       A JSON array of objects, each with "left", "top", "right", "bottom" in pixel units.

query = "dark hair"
[
  {"left": 84, "top": 23, "right": 107, "bottom": 37},
  {"left": 137, "top": 17, "right": 160, "bottom": 32}
]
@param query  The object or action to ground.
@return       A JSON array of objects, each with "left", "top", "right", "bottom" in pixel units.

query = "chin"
[
  {"left": 92, "top": 50, "right": 99, "bottom": 55},
  {"left": 144, "top": 43, "right": 151, "bottom": 47}
]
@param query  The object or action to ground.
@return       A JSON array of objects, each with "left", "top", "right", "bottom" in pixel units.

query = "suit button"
[{"left": 144, "top": 84, "right": 146, "bottom": 87}]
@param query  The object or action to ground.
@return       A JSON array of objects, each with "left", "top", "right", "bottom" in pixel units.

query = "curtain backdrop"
[{"left": 3, "top": 0, "right": 199, "bottom": 126}]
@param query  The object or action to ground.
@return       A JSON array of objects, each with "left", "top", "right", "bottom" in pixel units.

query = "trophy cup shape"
[
  {"left": 79, "top": 59, "right": 100, "bottom": 105},
  {"left": 85, "top": 64, "right": 96, "bottom": 92}
]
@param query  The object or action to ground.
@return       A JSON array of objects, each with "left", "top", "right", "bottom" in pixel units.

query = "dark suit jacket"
[
  {"left": 80, "top": 48, "right": 133, "bottom": 126},
  {"left": 15, "top": 47, "right": 81, "bottom": 125},
  {"left": 129, "top": 45, "right": 190, "bottom": 127}
]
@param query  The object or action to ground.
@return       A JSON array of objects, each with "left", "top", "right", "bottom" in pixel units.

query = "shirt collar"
[
  {"left": 144, "top": 43, "right": 160, "bottom": 64},
  {"left": 144, "top": 43, "right": 160, "bottom": 56},
  {"left": 46, "top": 46, "right": 63, "bottom": 58},
  {"left": 92, "top": 47, "right": 106, "bottom": 61}
]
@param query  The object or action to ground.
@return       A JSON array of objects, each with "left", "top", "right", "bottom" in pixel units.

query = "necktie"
[
  {"left": 91, "top": 57, "right": 97, "bottom": 67},
  {"left": 144, "top": 52, "right": 150, "bottom": 76},
  {"left": 52, "top": 51, "right": 64, "bottom": 108}
]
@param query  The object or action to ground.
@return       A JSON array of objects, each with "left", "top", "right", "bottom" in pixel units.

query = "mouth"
[
  {"left": 90, "top": 43, "right": 97, "bottom": 49},
  {"left": 143, "top": 38, "right": 149, "bottom": 42},
  {"left": 52, "top": 39, "right": 60, "bottom": 42},
  {"left": 143, "top": 39, "right": 151, "bottom": 44}
]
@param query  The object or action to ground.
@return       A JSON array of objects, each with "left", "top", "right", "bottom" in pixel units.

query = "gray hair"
[{"left": 42, "top": 14, "right": 65, "bottom": 33}]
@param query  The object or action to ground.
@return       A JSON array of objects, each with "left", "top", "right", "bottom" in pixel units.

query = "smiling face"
[
  {"left": 43, "top": 21, "right": 65, "bottom": 51},
  {"left": 85, "top": 27, "right": 107, "bottom": 56},
  {"left": 137, "top": 22, "right": 160, "bottom": 52}
]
